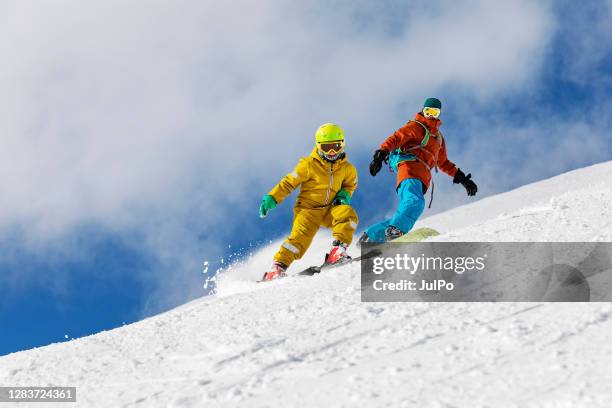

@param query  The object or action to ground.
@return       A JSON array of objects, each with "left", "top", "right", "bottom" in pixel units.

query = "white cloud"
[
  {"left": 553, "top": 0, "right": 612, "bottom": 87},
  {"left": 0, "top": 0, "right": 556, "bottom": 311}
]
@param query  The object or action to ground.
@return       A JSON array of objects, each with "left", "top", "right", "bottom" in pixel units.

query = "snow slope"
[{"left": 1, "top": 161, "right": 612, "bottom": 407}]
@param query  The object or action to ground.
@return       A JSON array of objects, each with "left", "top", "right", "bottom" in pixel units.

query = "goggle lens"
[
  {"left": 319, "top": 141, "right": 344, "bottom": 153},
  {"left": 423, "top": 107, "right": 441, "bottom": 118}
]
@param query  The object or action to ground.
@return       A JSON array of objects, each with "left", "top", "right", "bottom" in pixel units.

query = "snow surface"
[{"left": 2, "top": 161, "right": 612, "bottom": 407}]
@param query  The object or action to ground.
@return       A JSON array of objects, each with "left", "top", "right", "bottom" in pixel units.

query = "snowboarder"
[
  {"left": 360, "top": 98, "right": 478, "bottom": 243},
  {"left": 259, "top": 123, "right": 359, "bottom": 281}
]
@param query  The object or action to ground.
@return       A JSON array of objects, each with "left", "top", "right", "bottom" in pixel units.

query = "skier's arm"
[
  {"left": 341, "top": 164, "right": 358, "bottom": 197},
  {"left": 268, "top": 158, "right": 310, "bottom": 205},
  {"left": 333, "top": 165, "right": 358, "bottom": 206},
  {"left": 342, "top": 165, "right": 357, "bottom": 197},
  {"left": 436, "top": 137, "right": 458, "bottom": 178}
]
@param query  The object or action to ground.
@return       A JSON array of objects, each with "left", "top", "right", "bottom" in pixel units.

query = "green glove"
[
  {"left": 332, "top": 189, "right": 351, "bottom": 206},
  {"left": 259, "top": 194, "right": 277, "bottom": 218}
]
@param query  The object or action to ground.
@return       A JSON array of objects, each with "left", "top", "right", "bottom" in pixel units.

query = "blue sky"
[{"left": 1, "top": 0, "right": 611, "bottom": 356}]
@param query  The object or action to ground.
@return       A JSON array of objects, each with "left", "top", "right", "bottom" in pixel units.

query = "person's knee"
[
  {"left": 292, "top": 211, "right": 322, "bottom": 235},
  {"left": 287, "top": 227, "right": 316, "bottom": 249},
  {"left": 397, "top": 199, "right": 424, "bottom": 219},
  {"left": 280, "top": 231, "right": 313, "bottom": 262},
  {"left": 331, "top": 204, "right": 358, "bottom": 222},
  {"left": 332, "top": 206, "right": 358, "bottom": 233},
  {"left": 392, "top": 195, "right": 425, "bottom": 233},
  {"left": 414, "top": 195, "right": 426, "bottom": 213}
]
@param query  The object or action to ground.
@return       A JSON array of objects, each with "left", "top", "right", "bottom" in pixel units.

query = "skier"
[
  {"left": 259, "top": 123, "right": 359, "bottom": 281},
  {"left": 360, "top": 97, "right": 478, "bottom": 243}
]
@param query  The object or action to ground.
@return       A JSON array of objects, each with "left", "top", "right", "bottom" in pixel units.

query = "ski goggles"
[
  {"left": 318, "top": 140, "right": 345, "bottom": 154},
  {"left": 423, "top": 107, "right": 441, "bottom": 118}
]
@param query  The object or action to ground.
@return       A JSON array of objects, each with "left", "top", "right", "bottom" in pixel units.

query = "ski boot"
[
  {"left": 325, "top": 240, "right": 351, "bottom": 265},
  {"left": 261, "top": 261, "right": 287, "bottom": 281},
  {"left": 384, "top": 226, "right": 403, "bottom": 241}
]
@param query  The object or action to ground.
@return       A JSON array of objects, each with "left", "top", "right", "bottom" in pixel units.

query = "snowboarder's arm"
[
  {"left": 268, "top": 158, "right": 310, "bottom": 205},
  {"left": 379, "top": 123, "right": 419, "bottom": 152},
  {"left": 453, "top": 169, "right": 478, "bottom": 196},
  {"left": 436, "top": 137, "right": 458, "bottom": 178}
]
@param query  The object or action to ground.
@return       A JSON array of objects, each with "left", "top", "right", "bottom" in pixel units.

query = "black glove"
[
  {"left": 453, "top": 168, "right": 478, "bottom": 196},
  {"left": 369, "top": 149, "right": 389, "bottom": 176}
]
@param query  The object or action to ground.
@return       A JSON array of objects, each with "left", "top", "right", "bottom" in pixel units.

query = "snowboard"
[{"left": 391, "top": 227, "right": 440, "bottom": 242}]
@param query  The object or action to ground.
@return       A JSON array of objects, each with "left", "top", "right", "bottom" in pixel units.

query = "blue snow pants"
[{"left": 365, "top": 178, "right": 425, "bottom": 242}]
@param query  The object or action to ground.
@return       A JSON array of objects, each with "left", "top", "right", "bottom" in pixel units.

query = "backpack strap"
[
  {"left": 412, "top": 119, "right": 443, "bottom": 147},
  {"left": 398, "top": 120, "right": 439, "bottom": 172},
  {"left": 410, "top": 120, "right": 430, "bottom": 146}
]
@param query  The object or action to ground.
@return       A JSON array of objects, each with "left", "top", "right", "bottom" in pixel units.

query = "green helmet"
[
  {"left": 315, "top": 123, "right": 345, "bottom": 161},
  {"left": 315, "top": 123, "right": 344, "bottom": 143}
]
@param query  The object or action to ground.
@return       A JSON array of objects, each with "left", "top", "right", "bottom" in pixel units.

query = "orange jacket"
[{"left": 380, "top": 112, "right": 457, "bottom": 190}]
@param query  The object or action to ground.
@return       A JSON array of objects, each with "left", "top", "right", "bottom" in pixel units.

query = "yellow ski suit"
[{"left": 269, "top": 148, "right": 359, "bottom": 267}]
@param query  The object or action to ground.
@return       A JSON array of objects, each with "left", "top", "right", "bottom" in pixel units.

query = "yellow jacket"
[{"left": 269, "top": 148, "right": 358, "bottom": 209}]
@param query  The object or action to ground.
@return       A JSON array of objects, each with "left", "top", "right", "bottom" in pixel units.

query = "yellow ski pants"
[{"left": 274, "top": 204, "right": 358, "bottom": 267}]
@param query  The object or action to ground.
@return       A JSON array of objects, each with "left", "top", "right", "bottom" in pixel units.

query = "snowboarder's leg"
[
  {"left": 364, "top": 220, "right": 392, "bottom": 243},
  {"left": 273, "top": 207, "right": 326, "bottom": 267},
  {"left": 363, "top": 178, "right": 425, "bottom": 243},
  {"left": 388, "top": 178, "right": 426, "bottom": 234}
]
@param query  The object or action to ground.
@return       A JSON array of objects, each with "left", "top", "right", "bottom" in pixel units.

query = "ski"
[
  {"left": 295, "top": 248, "right": 382, "bottom": 277},
  {"left": 259, "top": 228, "right": 439, "bottom": 282}
]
